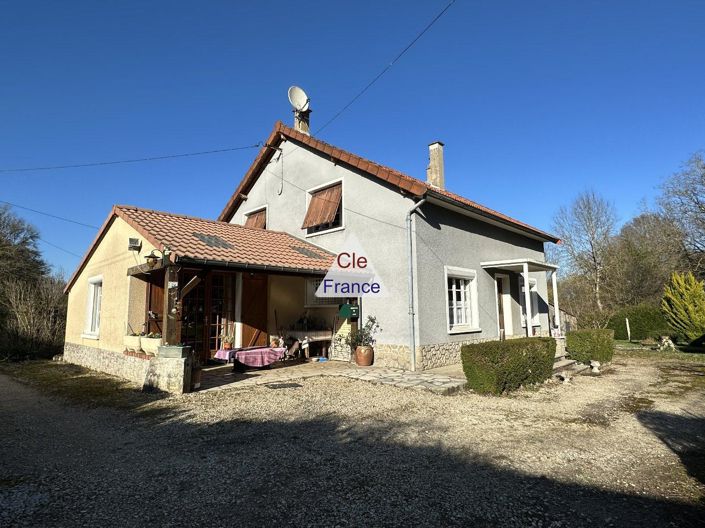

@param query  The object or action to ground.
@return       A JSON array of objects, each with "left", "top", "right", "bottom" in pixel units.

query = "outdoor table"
[{"left": 214, "top": 346, "right": 286, "bottom": 368}]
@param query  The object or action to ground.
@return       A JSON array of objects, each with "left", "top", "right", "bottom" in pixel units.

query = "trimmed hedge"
[
  {"left": 566, "top": 329, "right": 614, "bottom": 364},
  {"left": 607, "top": 304, "right": 669, "bottom": 341},
  {"left": 461, "top": 337, "right": 555, "bottom": 395}
]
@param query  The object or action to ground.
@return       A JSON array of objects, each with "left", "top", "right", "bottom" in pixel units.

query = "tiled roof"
[
  {"left": 217, "top": 121, "right": 560, "bottom": 243},
  {"left": 65, "top": 205, "right": 334, "bottom": 293}
]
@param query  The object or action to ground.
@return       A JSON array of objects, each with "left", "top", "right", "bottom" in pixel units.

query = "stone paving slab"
[{"left": 199, "top": 361, "right": 466, "bottom": 395}]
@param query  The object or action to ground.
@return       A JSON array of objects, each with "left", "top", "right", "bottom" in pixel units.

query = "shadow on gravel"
[
  {"left": 7, "top": 409, "right": 704, "bottom": 527},
  {"left": 638, "top": 410, "right": 705, "bottom": 487}
]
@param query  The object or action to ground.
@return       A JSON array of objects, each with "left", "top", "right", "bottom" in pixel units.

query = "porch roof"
[
  {"left": 480, "top": 258, "right": 558, "bottom": 272},
  {"left": 65, "top": 205, "right": 335, "bottom": 293}
]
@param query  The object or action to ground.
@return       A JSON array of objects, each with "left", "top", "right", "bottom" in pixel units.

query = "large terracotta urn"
[{"left": 355, "top": 346, "right": 374, "bottom": 367}]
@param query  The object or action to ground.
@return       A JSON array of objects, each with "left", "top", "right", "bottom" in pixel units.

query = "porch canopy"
[{"left": 480, "top": 258, "right": 561, "bottom": 336}]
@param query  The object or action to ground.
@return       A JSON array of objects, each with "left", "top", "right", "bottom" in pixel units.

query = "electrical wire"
[
  {"left": 0, "top": 200, "right": 100, "bottom": 229},
  {"left": 0, "top": 143, "right": 261, "bottom": 173},
  {"left": 38, "top": 237, "right": 83, "bottom": 258}
]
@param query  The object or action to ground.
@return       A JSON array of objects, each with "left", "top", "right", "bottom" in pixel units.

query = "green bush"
[
  {"left": 661, "top": 272, "right": 705, "bottom": 343},
  {"left": 607, "top": 304, "right": 670, "bottom": 341},
  {"left": 461, "top": 337, "right": 555, "bottom": 395},
  {"left": 566, "top": 329, "right": 614, "bottom": 363}
]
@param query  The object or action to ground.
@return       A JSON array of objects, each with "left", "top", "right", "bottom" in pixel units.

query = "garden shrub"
[
  {"left": 607, "top": 304, "right": 670, "bottom": 341},
  {"left": 661, "top": 272, "right": 705, "bottom": 343},
  {"left": 460, "top": 337, "right": 555, "bottom": 395},
  {"left": 566, "top": 329, "right": 614, "bottom": 364}
]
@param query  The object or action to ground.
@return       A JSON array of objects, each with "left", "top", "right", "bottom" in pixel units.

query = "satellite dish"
[{"left": 288, "top": 86, "right": 310, "bottom": 112}]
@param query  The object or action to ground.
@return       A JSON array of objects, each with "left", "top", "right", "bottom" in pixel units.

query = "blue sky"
[{"left": 1, "top": 0, "right": 703, "bottom": 273}]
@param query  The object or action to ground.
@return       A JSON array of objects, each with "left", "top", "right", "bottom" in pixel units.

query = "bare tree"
[
  {"left": 0, "top": 204, "right": 47, "bottom": 283},
  {"left": 553, "top": 190, "right": 617, "bottom": 315},
  {"left": 659, "top": 152, "right": 705, "bottom": 276}
]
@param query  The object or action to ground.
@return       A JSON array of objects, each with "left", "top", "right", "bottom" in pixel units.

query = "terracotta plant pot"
[
  {"left": 223, "top": 342, "right": 233, "bottom": 350},
  {"left": 355, "top": 345, "right": 374, "bottom": 367}
]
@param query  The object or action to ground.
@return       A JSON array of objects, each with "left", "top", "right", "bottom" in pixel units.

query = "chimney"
[
  {"left": 426, "top": 141, "right": 445, "bottom": 189},
  {"left": 293, "top": 109, "right": 311, "bottom": 135}
]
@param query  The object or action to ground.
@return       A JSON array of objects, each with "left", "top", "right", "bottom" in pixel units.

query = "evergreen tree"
[{"left": 661, "top": 272, "right": 705, "bottom": 342}]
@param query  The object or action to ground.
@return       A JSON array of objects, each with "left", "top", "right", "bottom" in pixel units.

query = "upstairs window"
[
  {"left": 244, "top": 208, "right": 267, "bottom": 229},
  {"left": 83, "top": 275, "right": 102, "bottom": 338},
  {"left": 302, "top": 182, "right": 342, "bottom": 235}
]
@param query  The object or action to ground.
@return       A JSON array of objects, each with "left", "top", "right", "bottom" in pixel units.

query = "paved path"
[{"left": 200, "top": 360, "right": 466, "bottom": 394}]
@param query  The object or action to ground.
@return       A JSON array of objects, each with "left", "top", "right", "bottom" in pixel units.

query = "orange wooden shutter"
[
  {"left": 244, "top": 209, "right": 266, "bottom": 229},
  {"left": 301, "top": 183, "right": 342, "bottom": 229}
]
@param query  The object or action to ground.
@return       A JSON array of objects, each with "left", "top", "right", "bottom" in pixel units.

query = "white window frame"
[
  {"left": 304, "top": 178, "right": 344, "bottom": 238},
  {"left": 82, "top": 275, "right": 103, "bottom": 339},
  {"left": 519, "top": 276, "right": 540, "bottom": 328},
  {"left": 304, "top": 277, "right": 346, "bottom": 308},
  {"left": 444, "top": 266, "right": 481, "bottom": 334},
  {"left": 243, "top": 205, "right": 268, "bottom": 228}
]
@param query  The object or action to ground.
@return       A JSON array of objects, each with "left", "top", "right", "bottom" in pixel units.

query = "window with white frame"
[
  {"left": 305, "top": 278, "right": 346, "bottom": 307},
  {"left": 84, "top": 276, "right": 103, "bottom": 337},
  {"left": 445, "top": 266, "right": 479, "bottom": 332},
  {"left": 519, "top": 276, "right": 540, "bottom": 327}
]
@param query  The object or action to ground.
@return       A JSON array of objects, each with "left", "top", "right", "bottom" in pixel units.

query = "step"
[{"left": 552, "top": 358, "right": 577, "bottom": 373}]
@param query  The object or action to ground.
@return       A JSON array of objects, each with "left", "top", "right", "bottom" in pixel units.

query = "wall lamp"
[{"left": 144, "top": 247, "right": 171, "bottom": 269}]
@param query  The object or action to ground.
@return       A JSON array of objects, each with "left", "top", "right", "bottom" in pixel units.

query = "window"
[
  {"left": 520, "top": 277, "right": 540, "bottom": 327},
  {"left": 444, "top": 266, "right": 479, "bottom": 333},
  {"left": 305, "top": 278, "right": 346, "bottom": 307},
  {"left": 244, "top": 207, "right": 267, "bottom": 229},
  {"left": 83, "top": 276, "right": 102, "bottom": 338},
  {"left": 302, "top": 181, "right": 342, "bottom": 235}
]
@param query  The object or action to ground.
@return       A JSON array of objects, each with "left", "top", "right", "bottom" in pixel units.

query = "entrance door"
[
  {"left": 241, "top": 273, "right": 268, "bottom": 347},
  {"left": 495, "top": 274, "right": 513, "bottom": 337}
]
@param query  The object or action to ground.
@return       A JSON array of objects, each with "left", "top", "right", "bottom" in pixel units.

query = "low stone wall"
[
  {"left": 374, "top": 343, "right": 412, "bottom": 370},
  {"left": 63, "top": 342, "right": 192, "bottom": 394}
]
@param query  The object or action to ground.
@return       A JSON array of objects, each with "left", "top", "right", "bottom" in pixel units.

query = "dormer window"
[
  {"left": 302, "top": 181, "right": 342, "bottom": 235},
  {"left": 244, "top": 207, "right": 267, "bottom": 229}
]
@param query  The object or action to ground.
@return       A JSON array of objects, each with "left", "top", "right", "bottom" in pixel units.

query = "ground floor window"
[
  {"left": 83, "top": 275, "right": 102, "bottom": 338},
  {"left": 444, "top": 266, "right": 479, "bottom": 333},
  {"left": 520, "top": 276, "right": 540, "bottom": 327}
]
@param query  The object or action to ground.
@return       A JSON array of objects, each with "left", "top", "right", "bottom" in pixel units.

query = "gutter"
[
  {"left": 175, "top": 256, "right": 328, "bottom": 276},
  {"left": 406, "top": 198, "right": 426, "bottom": 372}
]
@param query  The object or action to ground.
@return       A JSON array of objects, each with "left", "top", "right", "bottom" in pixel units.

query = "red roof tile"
[
  {"left": 217, "top": 122, "right": 559, "bottom": 243},
  {"left": 65, "top": 205, "right": 334, "bottom": 293}
]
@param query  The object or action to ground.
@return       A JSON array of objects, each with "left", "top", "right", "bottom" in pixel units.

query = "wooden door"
[
  {"left": 146, "top": 270, "right": 165, "bottom": 334},
  {"left": 241, "top": 273, "right": 268, "bottom": 347}
]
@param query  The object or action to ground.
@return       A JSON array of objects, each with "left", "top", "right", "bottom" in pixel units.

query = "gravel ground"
[{"left": 1, "top": 352, "right": 704, "bottom": 527}]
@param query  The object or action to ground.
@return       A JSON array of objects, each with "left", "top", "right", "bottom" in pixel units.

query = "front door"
[
  {"left": 495, "top": 274, "right": 513, "bottom": 337},
  {"left": 241, "top": 273, "right": 268, "bottom": 347}
]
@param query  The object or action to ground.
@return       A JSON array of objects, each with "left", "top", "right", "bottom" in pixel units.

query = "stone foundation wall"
[
  {"left": 418, "top": 336, "right": 499, "bottom": 370},
  {"left": 63, "top": 342, "right": 191, "bottom": 394},
  {"left": 374, "top": 344, "right": 412, "bottom": 370}
]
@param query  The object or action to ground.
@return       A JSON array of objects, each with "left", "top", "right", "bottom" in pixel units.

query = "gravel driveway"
[{"left": 1, "top": 352, "right": 704, "bottom": 527}]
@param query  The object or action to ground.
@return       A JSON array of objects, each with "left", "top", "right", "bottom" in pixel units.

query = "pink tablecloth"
[{"left": 214, "top": 347, "right": 285, "bottom": 367}]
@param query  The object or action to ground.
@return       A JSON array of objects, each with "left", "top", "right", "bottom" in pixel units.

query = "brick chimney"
[{"left": 426, "top": 141, "right": 445, "bottom": 189}]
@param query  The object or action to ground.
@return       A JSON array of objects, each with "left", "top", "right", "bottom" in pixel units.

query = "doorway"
[{"left": 495, "top": 274, "right": 513, "bottom": 338}]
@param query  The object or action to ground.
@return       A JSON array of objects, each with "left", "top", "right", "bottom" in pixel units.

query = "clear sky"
[{"left": 1, "top": 0, "right": 704, "bottom": 273}]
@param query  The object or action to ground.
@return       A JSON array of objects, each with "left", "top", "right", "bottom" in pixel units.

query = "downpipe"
[{"left": 406, "top": 199, "right": 426, "bottom": 372}]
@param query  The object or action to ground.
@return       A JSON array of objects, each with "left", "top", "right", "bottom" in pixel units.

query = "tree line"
[
  {"left": 552, "top": 152, "right": 705, "bottom": 343},
  {"left": 0, "top": 205, "right": 67, "bottom": 360}
]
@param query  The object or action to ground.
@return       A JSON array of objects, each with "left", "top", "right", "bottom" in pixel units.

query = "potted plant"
[
  {"left": 220, "top": 334, "right": 234, "bottom": 350},
  {"left": 341, "top": 316, "right": 381, "bottom": 367},
  {"left": 123, "top": 332, "right": 142, "bottom": 352},
  {"left": 141, "top": 332, "right": 162, "bottom": 356}
]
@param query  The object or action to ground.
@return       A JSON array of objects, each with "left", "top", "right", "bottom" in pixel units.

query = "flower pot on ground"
[
  {"left": 220, "top": 334, "right": 234, "bottom": 350},
  {"left": 334, "top": 316, "right": 381, "bottom": 367},
  {"left": 141, "top": 333, "right": 162, "bottom": 356},
  {"left": 355, "top": 345, "right": 374, "bottom": 366},
  {"left": 123, "top": 334, "right": 142, "bottom": 352}
]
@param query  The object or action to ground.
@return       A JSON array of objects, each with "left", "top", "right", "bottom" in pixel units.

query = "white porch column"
[
  {"left": 523, "top": 262, "right": 532, "bottom": 337},
  {"left": 234, "top": 272, "right": 243, "bottom": 348},
  {"left": 551, "top": 271, "right": 561, "bottom": 336}
]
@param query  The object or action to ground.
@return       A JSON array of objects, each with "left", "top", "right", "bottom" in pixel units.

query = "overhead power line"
[
  {"left": 314, "top": 0, "right": 456, "bottom": 135},
  {"left": 1, "top": 200, "right": 99, "bottom": 229},
  {"left": 38, "top": 237, "right": 83, "bottom": 259},
  {"left": 0, "top": 143, "right": 261, "bottom": 173}
]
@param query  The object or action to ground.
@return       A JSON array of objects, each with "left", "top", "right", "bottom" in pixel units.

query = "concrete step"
[{"left": 552, "top": 358, "right": 577, "bottom": 373}]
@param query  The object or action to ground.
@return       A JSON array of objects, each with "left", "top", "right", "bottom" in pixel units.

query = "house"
[{"left": 63, "top": 117, "right": 561, "bottom": 392}]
